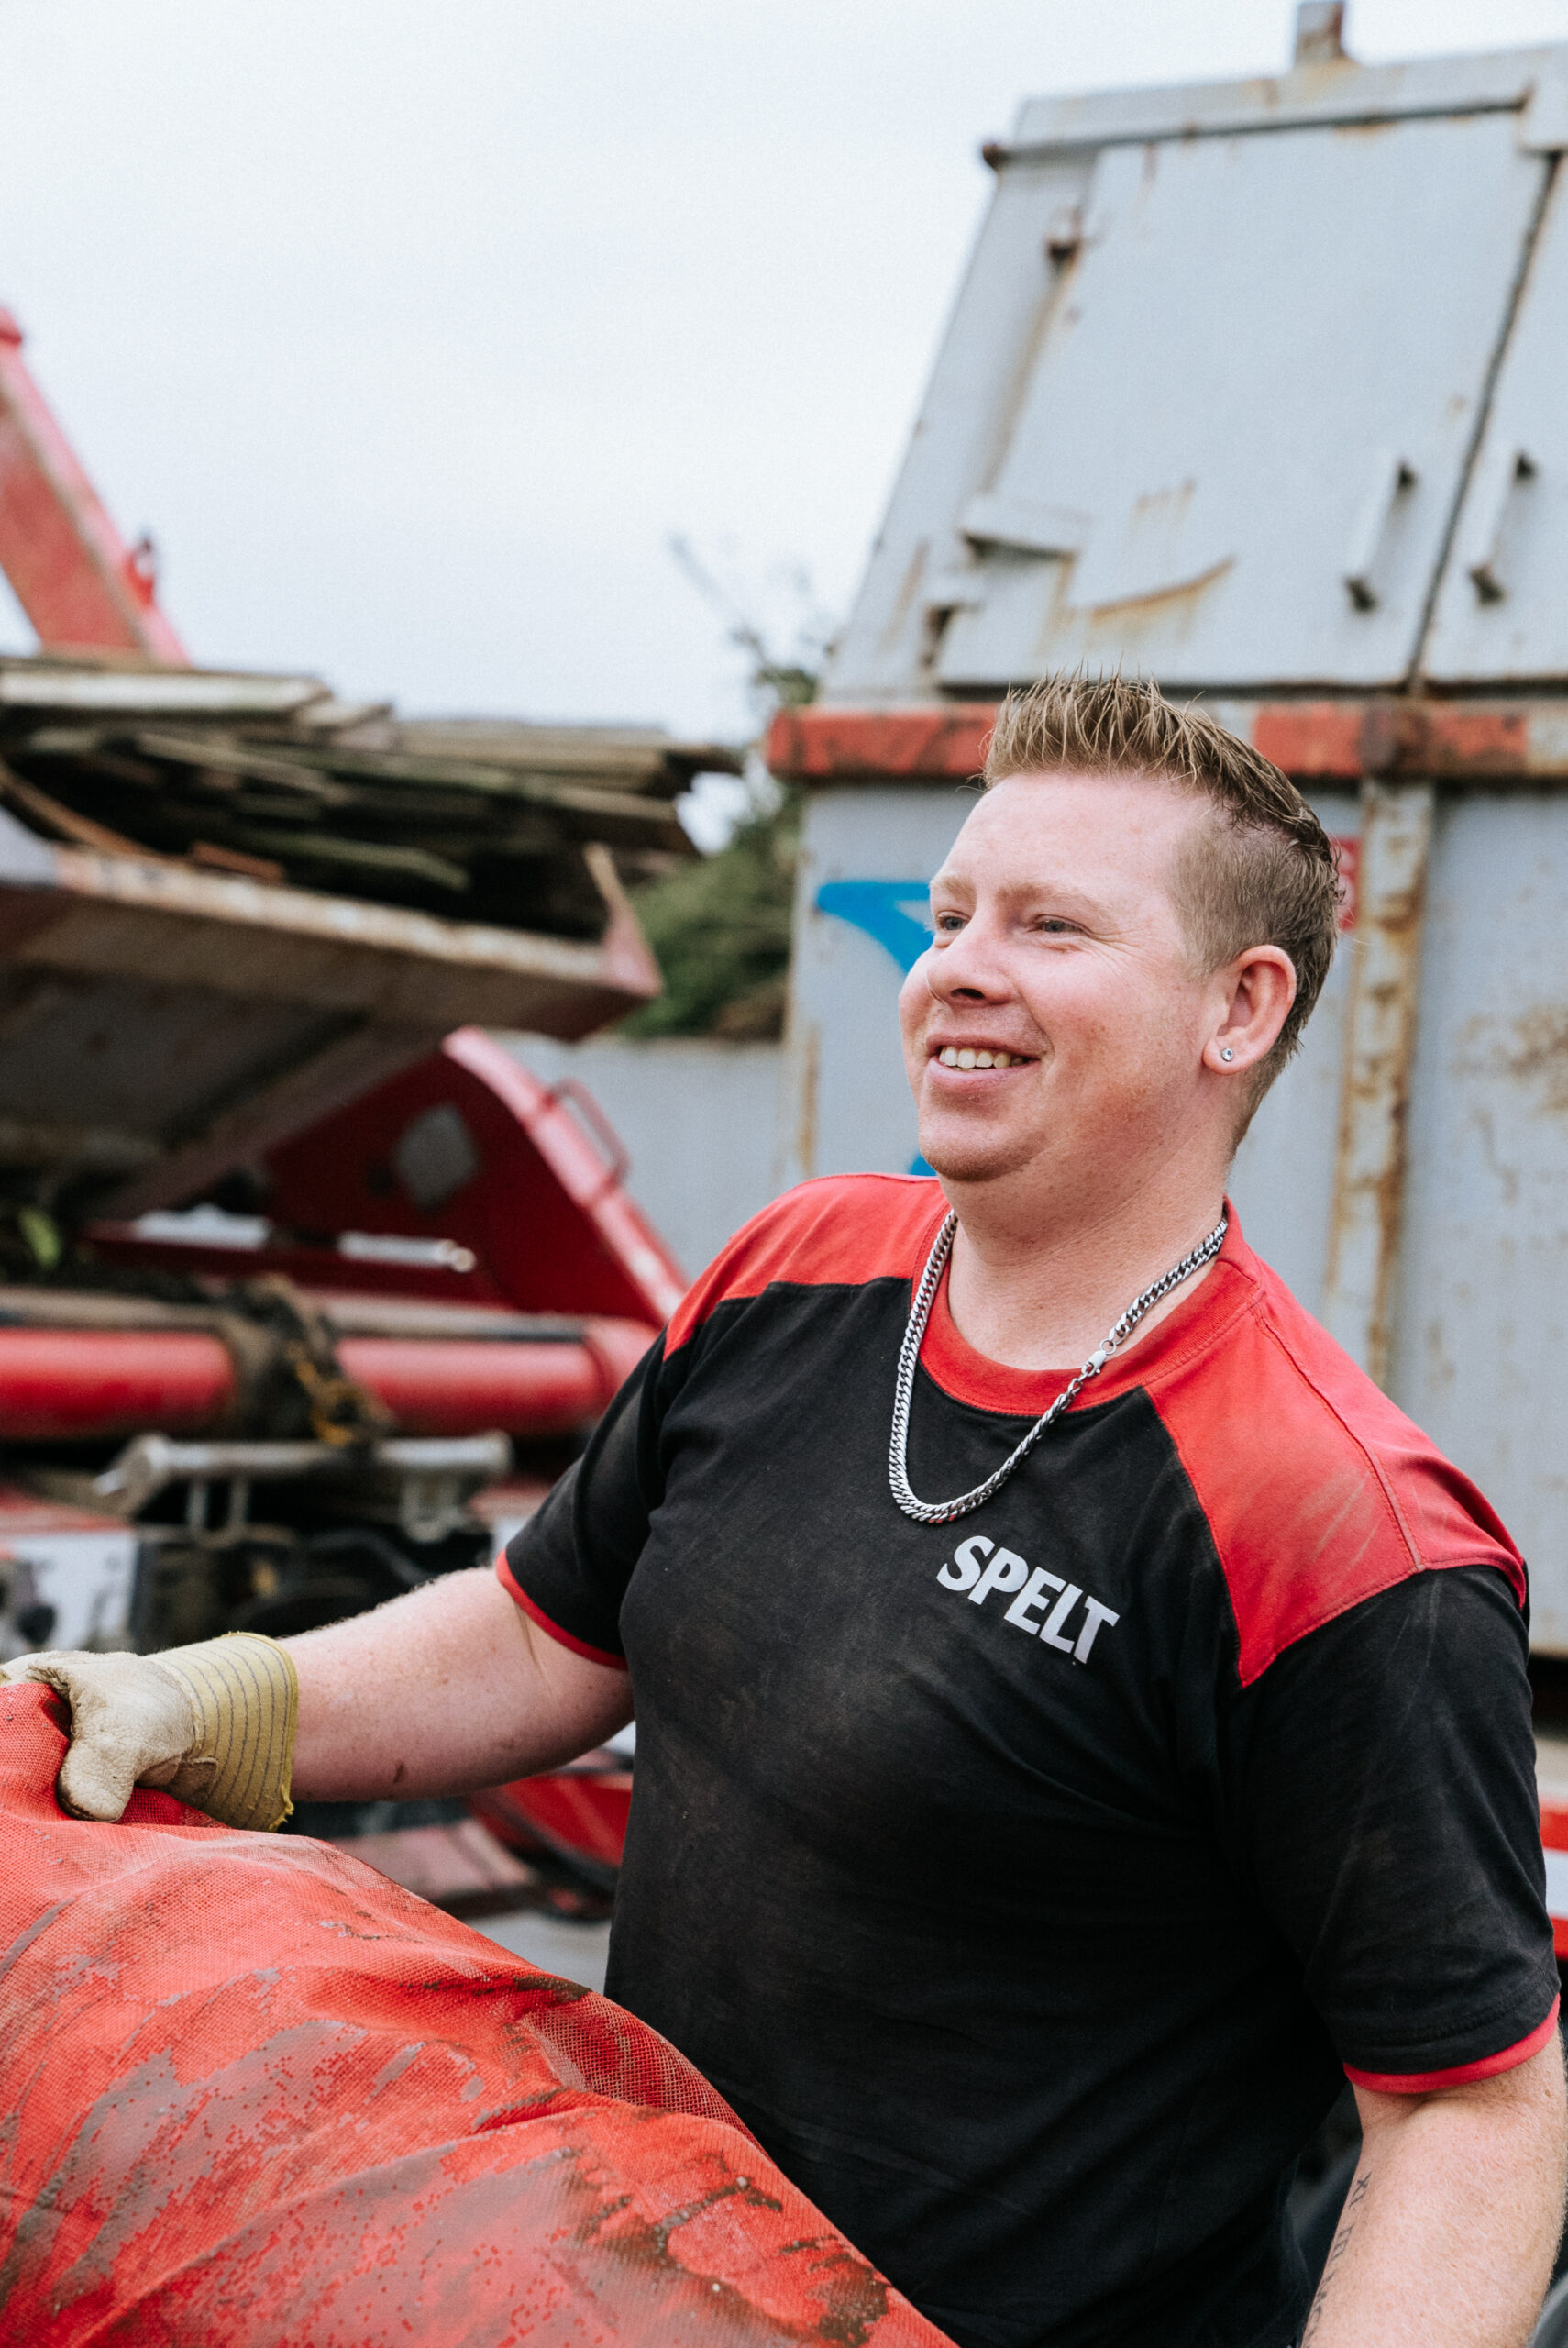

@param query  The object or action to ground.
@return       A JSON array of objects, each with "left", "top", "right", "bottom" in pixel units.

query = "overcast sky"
[{"left": 3, "top": 0, "right": 1567, "bottom": 746}]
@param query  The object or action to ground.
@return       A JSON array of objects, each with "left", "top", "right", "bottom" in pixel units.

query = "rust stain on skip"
[
  {"left": 1494, "top": 1006, "right": 1568, "bottom": 1120},
  {"left": 1322, "top": 782, "right": 1434, "bottom": 1390},
  {"left": 766, "top": 707, "right": 996, "bottom": 784},
  {"left": 772, "top": 701, "right": 1568, "bottom": 796},
  {"left": 1080, "top": 555, "right": 1234, "bottom": 632}
]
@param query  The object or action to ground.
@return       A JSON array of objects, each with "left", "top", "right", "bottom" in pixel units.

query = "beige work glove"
[{"left": 2, "top": 1634, "right": 298, "bottom": 1831}]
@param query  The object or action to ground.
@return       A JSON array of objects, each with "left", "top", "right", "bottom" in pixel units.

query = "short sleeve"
[
  {"left": 499, "top": 1332, "right": 667, "bottom": 1667},
  {"left": 1226, "top": 1563, "right": 1558, "bottom": 2088}
]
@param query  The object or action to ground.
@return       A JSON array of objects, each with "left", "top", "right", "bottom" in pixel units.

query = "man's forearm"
[
  {"left": 285, "top": 1567, "right": 634, "bottom": 1802},
  {"left": 1306, "top": 2040, "right": 1567, "bottom": 2348}
]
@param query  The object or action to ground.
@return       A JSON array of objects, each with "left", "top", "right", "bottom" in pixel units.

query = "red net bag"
[{"left": 0, "top": 1680, "right": 953, "bottom": 2348}]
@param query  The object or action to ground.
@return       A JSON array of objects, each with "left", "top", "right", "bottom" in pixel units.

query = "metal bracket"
[
  {"left": 1466, "top": 448, "right": 1537, "bottom": 604},
  {"left": 544, "top": 1077, "right": 632, "bottom": 1203},
  {"left": 96, "top": 1431, "right": 511, "bottom": 1542},
  {"left": 958, "top": 490, "right": 1090, "bottom": 559},
  {"left": 1293, "top": 4, "right": 1346, "bottom": 67},
  {"left": 1518, "top": 63, "right": 1568, "bottom": 154},
  {"left": 1342, "top": 454, "right": 1419, "bottom": 612}
]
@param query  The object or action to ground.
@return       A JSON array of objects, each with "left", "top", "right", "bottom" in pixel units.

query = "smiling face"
[{"left": 899, "top": 769, "right": 1264, "bottom": 1219}]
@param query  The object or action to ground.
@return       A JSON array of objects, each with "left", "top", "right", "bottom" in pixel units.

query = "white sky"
[{"left": 3, "top": 0, "right": 1566, "bottom": 743}]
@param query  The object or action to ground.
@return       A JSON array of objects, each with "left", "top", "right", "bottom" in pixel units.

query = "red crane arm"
[{"left": 0, "top": 308, "right": 188, "bottom": 663}]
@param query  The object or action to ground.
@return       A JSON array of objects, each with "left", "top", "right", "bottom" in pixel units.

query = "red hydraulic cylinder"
[
  {"left": 0, "top": 1330, "right": 233, "bottom": 1438},
  {"left": 0, "top": 1323, "right": 654, "bottom": 1441},
  {"left": 335, "top": 1330, "right": 651, "bottom": 1437}
]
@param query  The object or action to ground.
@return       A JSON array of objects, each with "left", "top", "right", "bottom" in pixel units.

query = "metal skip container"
[{"left": 767, "top": 11, "right": 1568, "bottom": 1647}]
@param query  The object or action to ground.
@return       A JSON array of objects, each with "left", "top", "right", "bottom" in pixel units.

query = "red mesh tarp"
[{"left": 0, "top": 1682, "right": 952, "bottom": 2348}]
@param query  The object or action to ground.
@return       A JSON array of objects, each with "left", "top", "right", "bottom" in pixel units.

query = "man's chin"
[{"left": 916, "top": 1126, "right": 1032, "bottom": 1186}]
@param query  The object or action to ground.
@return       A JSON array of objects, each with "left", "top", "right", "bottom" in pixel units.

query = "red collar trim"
[{"left": 919, "top": 1205, "right": 1257, "bottom": 1416}]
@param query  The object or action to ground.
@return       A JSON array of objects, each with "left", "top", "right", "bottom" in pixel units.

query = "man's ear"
[{"left": 1202, "top": 946, "right": 1297, "bottom": 1076}]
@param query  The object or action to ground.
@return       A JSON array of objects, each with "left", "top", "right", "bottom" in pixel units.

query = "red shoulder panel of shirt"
[
  {"left": 1138, "top": 1233, "right": 1525, "bottom": 1686},
  {"left": 665, "top": 1174, "right": 947, "bottom": 1357},
  {"left": 664, "top": 1180, "right": 1525, "bottom": 1686}
]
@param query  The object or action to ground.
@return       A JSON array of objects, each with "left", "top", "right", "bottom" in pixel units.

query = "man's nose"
[{"left": 927, "top": 917, "right": 1010, "bottom": 1002}]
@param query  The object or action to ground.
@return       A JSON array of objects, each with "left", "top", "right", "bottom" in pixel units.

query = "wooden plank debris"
[{"left": 0, "top": 654, "right": 741, "bottom": 943}]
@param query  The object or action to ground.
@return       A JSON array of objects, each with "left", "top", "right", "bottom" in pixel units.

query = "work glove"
[{"left": 1, "top": 1634, "right": 298, "bottom": 1831}]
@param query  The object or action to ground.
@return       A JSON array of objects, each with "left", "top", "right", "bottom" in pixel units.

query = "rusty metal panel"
[
  {"left": 826, "top": 40, "right": 1568, "bottom": 709},
  {"left": 767, "top": 703, "right": 997, "bottom": 782},
  {"left": 1388, "top": 792, "right": 1568, "bottom": 1650},
  {"left": 771, "top": 700, "right": 1568, "bottom": 789},
  {"left": 1424, "top": 162, "right": 1568, "bottom": 682},
  {"left": 1318, "top": 783, "right": 1434, "bottom": 1385},
  {"left": 932, "top": 114, "right": 1547, "bottom": 693}
]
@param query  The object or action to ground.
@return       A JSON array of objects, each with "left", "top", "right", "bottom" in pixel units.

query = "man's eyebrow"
[{"left": 934, "top": 869, "right": 1115, "bottom": 922}]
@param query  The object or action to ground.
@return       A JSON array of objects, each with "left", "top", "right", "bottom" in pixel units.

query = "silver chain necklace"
[{"left": 889, "top": 1211, "right": 1229, "bottom": 1526}]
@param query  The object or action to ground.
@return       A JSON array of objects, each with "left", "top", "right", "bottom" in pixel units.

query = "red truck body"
[{"left": 0, "top": 311, "right": 670, "bottom": 1883}]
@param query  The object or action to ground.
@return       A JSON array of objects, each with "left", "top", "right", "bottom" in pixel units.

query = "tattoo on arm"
[{"left": 1301, "top": 2171, "right": 1371, "bottom": 2346}]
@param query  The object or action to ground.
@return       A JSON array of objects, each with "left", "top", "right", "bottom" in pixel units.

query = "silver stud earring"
[{"left": 1220, "top": 1048, "right": 1235, "bottom": 1063}]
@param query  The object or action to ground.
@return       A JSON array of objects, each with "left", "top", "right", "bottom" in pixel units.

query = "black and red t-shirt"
[{"left": 502, "top": 1176, "right": 1557, "bottom": 2348}]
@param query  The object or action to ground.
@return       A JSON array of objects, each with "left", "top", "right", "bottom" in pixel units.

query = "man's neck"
[{"left": 942, "top": 1157, "right": 1231, "bottom": 1373}]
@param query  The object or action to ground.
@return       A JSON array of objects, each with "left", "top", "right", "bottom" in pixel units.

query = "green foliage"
[
  {"left": 17, "top": 1205, "right": 61, "bottom": 1271},
  {"left": 622, "top": 538, "right": 831, "bottom": 1038},
  {"left": 621, "top": 791, "right": 800, "bottom": 1039}
]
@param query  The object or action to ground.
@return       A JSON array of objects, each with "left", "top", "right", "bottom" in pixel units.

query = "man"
[{"left": 16, "top": 676, "right": 1565, "bottom": 2348}]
